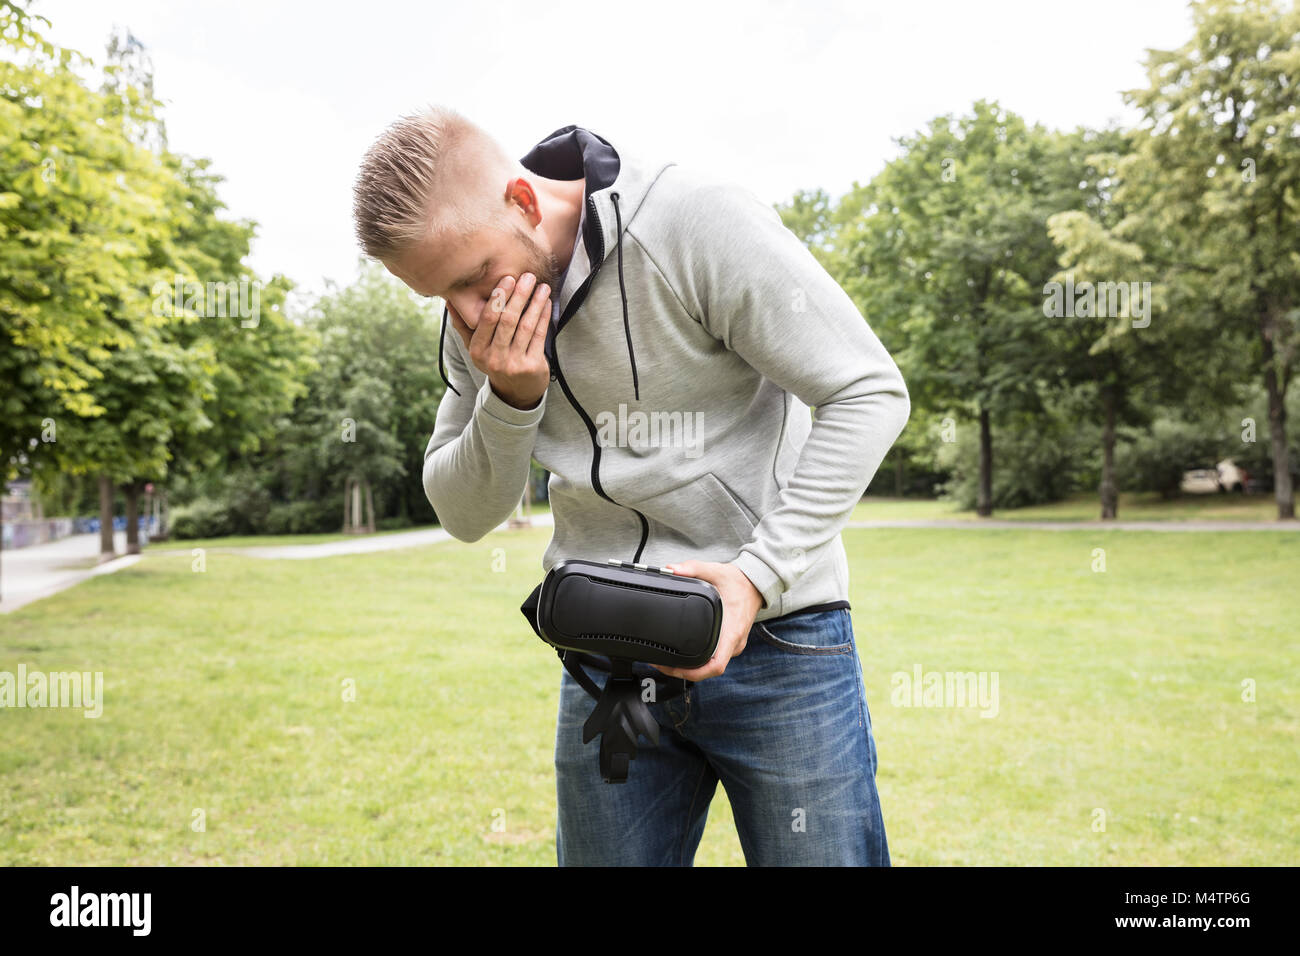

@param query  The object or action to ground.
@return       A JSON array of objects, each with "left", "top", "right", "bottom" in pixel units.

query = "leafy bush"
[
  {"left": 937, "top": 412, "right": 1098, "bottom": 510},
  {"left": 1115, "top": 417, "right": 1225, "bottom": 498},
  {"left": 263, "top": 500, "right": 339, "bottom": 535},
  {"left": 170, "top": 498, "right": 235, "bottom": 539},
  {"left": 222, "top": 480, "right": 272, "bottom": 535}
]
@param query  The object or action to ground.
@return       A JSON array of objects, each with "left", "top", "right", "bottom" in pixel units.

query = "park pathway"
[
  {"left": 0, "top": 515, "right": 555, "bottom": 613},
  {"left": 0, "top": 531, "right": 138, "bottom": 614}
]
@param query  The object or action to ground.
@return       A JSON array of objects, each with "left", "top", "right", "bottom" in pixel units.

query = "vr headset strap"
[
  {"left": 521, "top": 580, "right": 688, "bottom": 783},
  {"left": 558, "top": 648, "right": 602, "bottom": 699}
]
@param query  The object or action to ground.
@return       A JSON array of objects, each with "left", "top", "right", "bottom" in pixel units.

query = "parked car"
[
  {"left": 1180, "top": 458, "right": 1248, "bottom": 494},
  {"left": 1218, "top": 458, "right": 1247, "bottom": 492}
]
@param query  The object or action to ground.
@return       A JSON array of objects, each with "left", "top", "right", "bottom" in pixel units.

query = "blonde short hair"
[{"left": 352, "top": 106, "right": 517, "bottom": 259}]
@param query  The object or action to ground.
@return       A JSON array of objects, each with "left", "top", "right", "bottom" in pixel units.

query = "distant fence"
[
  {"left": 70, "top": 516, "right": 159, "bottom": 536},
  {"left": 2, "top": 518, "right": 74, "bottom": 550},
  {"left": 2, "top": 515, "right": 159, "bottom": 550}
]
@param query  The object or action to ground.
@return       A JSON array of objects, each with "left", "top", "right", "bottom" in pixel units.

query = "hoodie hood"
[
  {"left": 517, "top": 125, "right": 620, "bottom": 279},
  {"left": 438, "top": 125, "right": 674, "bottom": 402}
]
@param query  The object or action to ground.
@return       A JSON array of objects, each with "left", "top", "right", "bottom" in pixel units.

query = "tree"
[
  {"left": 230, "top": 262, "right": 443, "bottom": 535},
  {"left": 149, "top": 152, "right": 313, "bottom": 548},
  {"left": 1044, "top": 125, "right": 1240, "bottom": 518},
  {"left": 3, "top": 5, "right": 314, "bottom": 573},
  {"left": 1, "top": 1, "right": 176, "bottom": 578},
  {"left": 839, "top": 101, "right": 1092, "bottom": 515},
  {"left": 1116, "top": 0, "right": 1300, "bottom": 518},
  {"left": 306, "top": 262, "right": 443, "bottom": 528}
]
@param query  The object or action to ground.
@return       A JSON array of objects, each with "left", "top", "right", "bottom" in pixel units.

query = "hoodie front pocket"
[{"left": 630, "top": 471, "right": 757, "bottom": 553}]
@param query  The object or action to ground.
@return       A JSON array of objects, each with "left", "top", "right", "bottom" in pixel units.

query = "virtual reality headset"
[
  {"left": 522, "top": 558, "right": 723, "bottom": 783},
  {"left": 534, "top": 559, "right": 723, "bottom": 670}
]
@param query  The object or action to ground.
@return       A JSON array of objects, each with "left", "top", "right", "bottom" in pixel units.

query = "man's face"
[{"left": 384, "top": 220, "right": 560, "bottom": 330}]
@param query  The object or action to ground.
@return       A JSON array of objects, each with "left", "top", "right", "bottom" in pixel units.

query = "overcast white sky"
[{"left": 35, "top": 0, "right": 1195, "bottom": 299}]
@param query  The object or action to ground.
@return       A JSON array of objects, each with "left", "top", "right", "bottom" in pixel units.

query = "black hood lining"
[{"left": 519, "top": 125, "right": 620, "bottom": 266}]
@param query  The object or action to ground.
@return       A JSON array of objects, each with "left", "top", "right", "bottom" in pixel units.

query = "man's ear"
[{"left": 504, "top": 177, "right": 542, "bottom": 226}]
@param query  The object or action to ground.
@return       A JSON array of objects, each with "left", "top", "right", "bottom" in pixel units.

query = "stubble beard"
[{"left": 516, "top": 225, "right": 561, "bottom": 290}]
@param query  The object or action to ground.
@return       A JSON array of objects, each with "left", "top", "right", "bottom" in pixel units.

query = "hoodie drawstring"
[
  {"left": 438, "top": 305, "right": 460, "bottom": 397},
  {"left": 611, "top": 191, "right": 639, "bottom": 401},
  {"left": 437, "top": 192, "right": 638, "bottom": 403}
]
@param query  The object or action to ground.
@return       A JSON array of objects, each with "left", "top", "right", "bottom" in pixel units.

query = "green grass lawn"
[
  {"left": 2, "top": 523, "right": 1296, "bottom": 865},
  {"left": 852, "top": 490, "right": 1289, "bottom": 523},
  {"left": 137, "top": 493, "right": 1274, "bottom": 557}
]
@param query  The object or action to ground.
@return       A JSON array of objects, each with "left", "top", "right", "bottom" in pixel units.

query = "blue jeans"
[{"left": 554, "top": 607, "right": 890, "bottom": 866}]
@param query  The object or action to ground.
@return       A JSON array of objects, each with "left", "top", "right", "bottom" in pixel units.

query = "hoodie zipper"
[{"left": 549, "top": 192, "right": 650, "bottom": 563}]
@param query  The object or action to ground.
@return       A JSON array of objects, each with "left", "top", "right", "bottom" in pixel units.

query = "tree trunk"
[
  {"left": 364, "top": 480, "right": 376, "bottom": 534},
  {"left": 123, "top": 482, "right": 141, "bottom": 554},
  {"left": 342, "top": 478, "right": 352, "bottom": 532},
  {"left": 1258, "top": 310, "right": 1300, "bottom": 520},
  {"left": 1100, "top": 389, "right": 1118, "bottom": 520},
  {"left": 98, "top": 475, "right": 116, "bottom": 562},
  {"left": 1260, "top": 315, "right": 1294, "bottom": 519},
  {"left": 976, "top": 407, "right": 993, "bottom": 517}
]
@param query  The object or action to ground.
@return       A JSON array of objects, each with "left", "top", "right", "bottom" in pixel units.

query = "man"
[{"left": 353, "top": 107, "right": 910, "bottom": 866}]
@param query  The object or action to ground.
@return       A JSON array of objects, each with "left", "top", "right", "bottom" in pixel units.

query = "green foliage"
[
  {"left": 1108, "top": 0, "right": 1300, "bottom": 514},
  {"left": 210, "top": 261, "right": 446, "bottom": 529},
  {"left": 173, "top": 495, "right": 344, "bottom": 540},
  {"left": 937, "top": 407, "right": 1099, "bottom": 510},
  {"left": 2, "top": 3, "right": 315, "bottom": 517},
  {"left": 10, "top": 0, "right": 1297, "bottom": 535},
  {"left": 788, "top": 4, "right": 1299, "bottom": 513},
  {"left": 1116, "top": 416, "right": 1227, "bottom": 498},
  {"left": 169, "top": 497, "right": 234, "bottom": 540},
  {"left": 263, "top": 500, "right": 341, "bottom": 536},
  {"left": 169, "top": 468, "right": 327, "bottom": 539},
  {"left": 153, "top": 258, "right": 455, "bottom": 536},
  {"left": 1117, "top": 385, "right": 1300, "bottom": 496},
  {"left": 775, "top": 187, "right": 837, "bottom": 268},
  {"left": 815, "top": 102, "right": 1117, "bottom": 513},
  {"left": 842, "top": 101, "right": 1089, "bottom": 421},
  {"left": 1, "top": 4, "right": 172, "bottom": 469}
]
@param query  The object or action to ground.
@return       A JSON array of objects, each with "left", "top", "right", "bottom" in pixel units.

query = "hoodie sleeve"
[
  {"left": 662, "top": 181, "right": 910, "bottom": 610},
  {"left": 422, "top": 321, "right": 546, "bottom": 542}
]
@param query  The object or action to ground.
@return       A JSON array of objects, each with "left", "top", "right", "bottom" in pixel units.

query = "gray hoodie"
[{"left": 425, "top": 125, "right": 910, "bottom": 623}]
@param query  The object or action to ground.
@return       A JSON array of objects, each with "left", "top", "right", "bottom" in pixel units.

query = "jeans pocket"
[{"left": 754, "top": 608, "right": 854, "bottom": 656}]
